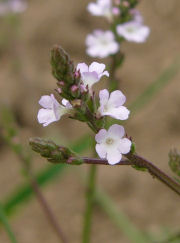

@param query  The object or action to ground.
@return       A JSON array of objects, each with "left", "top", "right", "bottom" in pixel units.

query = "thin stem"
[
  {"left": 69, "top": 156, "right": 180, "bottom": 196},
  {"left": 82, "top": 165, "right": 97, "bottom": 243},
  {"left": 84, "top": 155, "right": 180, "bottom": 196},
  {"left": 125, "top": 153, "right": 180, "bottom": 196},
  {"left": 27, "top": 172, "right": 68, "bottom": 243},
  {"left": 81, "top": 157, "right": 131, "bottom": 165},
  {"left": 18, "top": 157, "right": 68, "bottom": 243},
  {"left": 1, "top": 128, "right": 68, "bottom": 242}
]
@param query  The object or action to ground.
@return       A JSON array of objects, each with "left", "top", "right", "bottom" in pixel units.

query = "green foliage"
[
  {"left": 95, "top": 190, "right": 152, "bottom": 243},
  {"left": 0, "top": 203, "right": 18, "bottom": 243}
]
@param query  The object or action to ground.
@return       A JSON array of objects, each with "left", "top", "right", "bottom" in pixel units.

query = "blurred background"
[{"left": 0, "top": 0, "right": 180, "bottom": 242}]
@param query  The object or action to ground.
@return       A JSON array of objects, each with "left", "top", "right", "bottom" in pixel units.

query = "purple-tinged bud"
[
  {"left": 70, "top": 84, "right": 80, "bottom": 98},
  {"left": 71, "top": 85, "right": 78, "bottom": 93},
  {"left": 74, "top": 70, "right": 81, "bottom": 79},
  {"left": 56, "top": 88, "right": 62, "bottom": 94},
  {"left": 57, "top": 81, "right": 65, "bottom": 87},
  {"left": 122, "top": 1, "right": 130, "bottom": 7}
]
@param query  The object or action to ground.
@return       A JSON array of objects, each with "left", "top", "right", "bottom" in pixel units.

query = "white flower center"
[
  {"left": 99, "top": 37, "right": 109, "bottom": 46},
  {"left": 126, "top": 27, "right": 135, "bottom": 33},
  {"left": 106, "top": 137, "right": 114, "bottom": 145}
]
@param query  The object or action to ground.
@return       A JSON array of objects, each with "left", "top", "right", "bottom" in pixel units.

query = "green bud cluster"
[
  {"left": 51, "top": 45, "right": 81, "bottom": 100},
  {"left": 29, "top": 137, "right": 83, "bottom": 165}
]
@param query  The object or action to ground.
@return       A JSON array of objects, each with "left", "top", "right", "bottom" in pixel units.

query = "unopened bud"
[
  {"left": 57, "top": 81, "right": 65, "bottom": 87},
  {"left": 74, "top": 70, "right": 81, "bottom": 79},
  {"left": 122, "top": 1, "right": 130, "bottom": 7},
  {"left": 29, "top": 137, "right": 83, "bottom": 165},
  {"left": 56, "top": 88, "right": 62, "bottom": 94}
]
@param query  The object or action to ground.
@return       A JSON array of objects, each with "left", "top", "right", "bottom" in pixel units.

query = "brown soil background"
[{"left": 0, "top": 0, "right": 180, "bottom": 242}]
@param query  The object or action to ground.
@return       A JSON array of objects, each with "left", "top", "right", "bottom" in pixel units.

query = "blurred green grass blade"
[
  {"left": 2, "top": 134, "right": 92, "bottom": 215},
  {"left": 3, "top": 164, "right": 65, "bottom": 215},
  {"left": 0, "top": 203, "right": 18, "bottom": 243},
  {"left": 95, "top": 190, "right": 152, "bottom": 243},
  {"left": 129, "top": 58, "right": 180, "bottom": 114}
]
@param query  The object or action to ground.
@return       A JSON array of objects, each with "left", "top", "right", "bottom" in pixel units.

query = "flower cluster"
[
  {"left": 0, "top": 0, "right": 27, "bottom": 16},
  {"left": 86, "top": 0, "right": 150, "bottom": 58},
  {"left": 37, "top": 46, "right": 132, "bottom": 165}
]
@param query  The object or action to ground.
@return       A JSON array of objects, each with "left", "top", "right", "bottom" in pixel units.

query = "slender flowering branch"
[{"left": 30, "top": 138, "right": 180, "bottom": 196}]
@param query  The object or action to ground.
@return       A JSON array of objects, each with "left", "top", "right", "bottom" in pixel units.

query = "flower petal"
[
  {"left": 81, "top": 71, "right": 99, "bottom": 87},
  {"left": 108, "top": 124, "right": 125, "bottom": 139},
  {"left": 77, "top": 63, "right": 88, "bottom": 73},
  {"left": 95, "top": 144, "right": 107, "bottom": 159},
  {"left": 109, "top": 90, "right": 126, "bottom": 107},
  {"left": 118, "top": 138, "right": 132, "bottom": 154},
  {"left": 87, "top": 3, "right": 102, "bottom": 15},
  {"left": 37, "top": 108, "right": 57, "bottom": 126},
  {"left": 89, "top": 62, "right": 105, "bottom": 74},
  {"left": 95, "top": 129, "right": 107, "bottom": 143},
  {"left": 39, "top": 95, "right": 54, "bottom": 109},
  {"left": 105, "top": 106, "right": 130, "bottom": 120},
  {"left": 107, "top": 148, "right": 122, "bottom": 165},
  {"left": 99, "top": 89, "right": 109, "bottom": 106}
]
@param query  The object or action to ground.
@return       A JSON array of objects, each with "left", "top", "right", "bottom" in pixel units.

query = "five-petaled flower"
[
  {"left": 116, "top": 21, "right": 150, "bottom": 43},
  {"left": 86, "top": 30, "right": 119, "bottom": 58},
  {"left": 77, "top": 62, "right": 109, "bottom": 91},
  {"left": 37, "top": 94, "right": 72, "bottom": 127},
  {"left": 98, "top": 89, "right": 130, "bottom": 120},
  {"left": 95, "top": 124, "right": 132, "bottom": 165}
]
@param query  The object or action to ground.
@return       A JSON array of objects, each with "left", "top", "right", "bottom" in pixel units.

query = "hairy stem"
[{"left": 82, "top": 165, "right": 97, "bottom": 243}]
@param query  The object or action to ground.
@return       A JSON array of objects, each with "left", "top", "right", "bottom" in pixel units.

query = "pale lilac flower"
[
  {"left": 0, "top": 0, "right": 27, "bottom": 16},
  {"left": 86, "top": 30, "right": 119, "bottom": 58},
  {"left": 116, "top": 21, "right": 150, "bottom": 43},
  {"left": 98, "top": 89, "right": 130, "bottom": 120},
  {"left": 37, "top": 94, "right": 72, "bottom": 127},
  {"left": 95, "top": 124, "right": 132, "bottom": 165},
  {"left": 87, "top": 0, "right": 113, "bottom": 21},
  {"left": 77, "top": 62, "right": 109, "bottom": 91}
]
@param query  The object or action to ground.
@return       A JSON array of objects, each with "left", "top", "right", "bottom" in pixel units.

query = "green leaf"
[
  {"left": 95, "top": 189, "right": 152, "bottom": 243},
  {"left": 0, "top": 203, "right": 19, "bottom": 243}
]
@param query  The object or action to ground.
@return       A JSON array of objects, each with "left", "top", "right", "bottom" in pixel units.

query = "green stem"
[
  {"left": 82, "top": 165, "right": 97, "bottom": 243},
  {"left": 109, "top": 52, "right": 124, "bottom": 92},
  {"left": 0, "top": 203, "right": 18, "bottom": 243}
]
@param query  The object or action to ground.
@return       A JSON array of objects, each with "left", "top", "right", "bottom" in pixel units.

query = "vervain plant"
[{"left": 28, "top": 1, "right": 180, "bottom": 243}]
